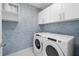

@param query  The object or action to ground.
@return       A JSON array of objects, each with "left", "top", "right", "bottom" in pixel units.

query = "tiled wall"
[
  {"left": 2, "top": 3, "right": 41, "bottom": 55},
  {"left": 40, "top": 20, "right": 79, "bottom": 56}
]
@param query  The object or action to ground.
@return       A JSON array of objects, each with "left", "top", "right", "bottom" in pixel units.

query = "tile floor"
[{"left": 8, "top": 47, "right": 34, "bottom": 56}]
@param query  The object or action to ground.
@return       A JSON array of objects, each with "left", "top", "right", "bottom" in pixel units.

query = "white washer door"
[
  {"left": 33, "top": 35, "right": 42, "bottom": 54},
  {"left": 43, "top": 40, "right": 64, "bottom": 56}
]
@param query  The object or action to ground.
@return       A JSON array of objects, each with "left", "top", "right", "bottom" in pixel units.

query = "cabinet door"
[
  {"left": 38, "top": 10, "right": 44, "bottom": 24},
  {"left": 50, "top": 3, "right": 62, "bottom": 23},
  {"left": 38, "top": 6, "right": 50, "bottom": 24},
  {"left": 43, "top": 6, "right": 51, "bottom": 24},
  {"left": 62, "top": 3, "right": 79, "bottom": 21}
]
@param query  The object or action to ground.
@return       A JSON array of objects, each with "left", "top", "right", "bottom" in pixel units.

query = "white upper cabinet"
[
  {"left": 38, "top": 3, "right": 79, "bottom": 24},
  {"left": 38, "top": 3, "right": 62, "bottom": 24},
  {"left": 2, "top": 3, "right": 19, "bottom": 22},
  {"left": 62, "top": 3, "right": 79, "bottom": 21}
]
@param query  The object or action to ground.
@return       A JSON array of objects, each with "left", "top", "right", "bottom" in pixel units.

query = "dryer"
[{"left": 42, "top": 33, "right": 74, "bottom": 56}]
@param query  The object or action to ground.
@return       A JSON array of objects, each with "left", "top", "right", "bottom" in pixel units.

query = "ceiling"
[{"left": 28, "top": 3, "right": 52, "bottom": 10}]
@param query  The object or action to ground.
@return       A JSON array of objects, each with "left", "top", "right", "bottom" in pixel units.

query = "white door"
[
  {"left": 62, "top": 3, "right": 79, "bottom": 21},
  {"left": 0, "top": 3, "right": 2, "bottom": 56}
]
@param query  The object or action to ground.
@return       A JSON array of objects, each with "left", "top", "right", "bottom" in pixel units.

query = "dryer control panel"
[
  {"left": 48, "top": 37, "right": 62, "bottom": 43},
  {"left": 48, "top": 37, "right": 57, "bottom": 42}
]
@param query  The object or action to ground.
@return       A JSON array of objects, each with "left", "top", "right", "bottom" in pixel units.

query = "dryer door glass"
[
  {"left": 46, "top": 45, "right": 59, "bottom": 56},
  {"left": 35, "top": 39, "right": 40, "bottom": 49}
]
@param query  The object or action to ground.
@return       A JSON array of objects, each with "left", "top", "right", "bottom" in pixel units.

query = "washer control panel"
[{"left": 36, "top": 34, "right": 40, "bottom": 36}]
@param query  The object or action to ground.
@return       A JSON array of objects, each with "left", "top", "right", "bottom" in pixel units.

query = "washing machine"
[
  {"left": 33, "top": 33, "right": 48, "bottom": 56},
  {"left": 33, "top": 33, "right": 42, "bottom": 56},
  {"left": 42, "top": 33, "right": 74, "bottom": 56}
]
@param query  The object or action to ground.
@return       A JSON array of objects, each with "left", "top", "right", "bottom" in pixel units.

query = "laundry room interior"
[{"left": 0, "top": 3, "right": 79, "bottom": 56}]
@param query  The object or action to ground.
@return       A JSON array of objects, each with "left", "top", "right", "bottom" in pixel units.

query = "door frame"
[{"left": 0, "top": 3, "right": 2, "bottom": 56}]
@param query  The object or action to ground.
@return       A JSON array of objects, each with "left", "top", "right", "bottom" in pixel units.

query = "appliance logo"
[{"left": 58, "top": 40, "right": 62, "bottom": 43}]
